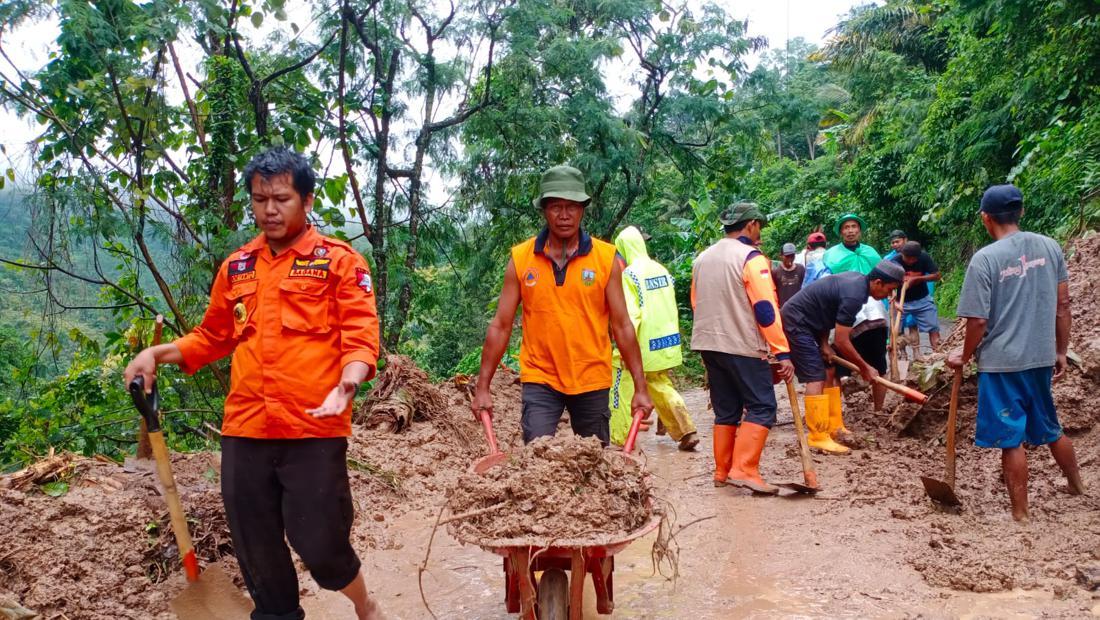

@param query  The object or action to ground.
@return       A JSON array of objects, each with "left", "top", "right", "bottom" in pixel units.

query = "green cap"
[
  {"left": 720, "top": 202, "right": 768, "bottom": 227},
  {"left": 532, "top": 165, "right": 591, "bottom": 209},
  {"left": 834, "top": 212, "right": 867, "bottom": 235}
]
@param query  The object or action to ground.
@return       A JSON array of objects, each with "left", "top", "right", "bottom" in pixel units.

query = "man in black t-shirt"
[
  {"left": 780, "top": 262, "right": 903, "bottom": 454},
  {"left": 772, "top": 242, "right": 806, "bottom": 307},
  {"left": 890, "top": 241, "right": 942, "bottom": 353}
]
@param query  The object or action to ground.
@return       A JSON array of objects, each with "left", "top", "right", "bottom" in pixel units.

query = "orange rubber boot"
[
  {"left": 713, "top": 424, "right": 737, "bottom": 487},
  {"left": 726, "top": 422, "right": 779, "bottom": 495}
]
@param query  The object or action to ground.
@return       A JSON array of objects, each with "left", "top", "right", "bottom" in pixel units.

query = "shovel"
[
  {"left": 920, "top": 368, "right": 963, "bottom": 506},
  {"left": 776, "top": 380, "right": 819, "bottom": 494},
  {"left": 472, "top": 408, "right": 509, "bottom": 474},
  {"left": 829, "top": 355, "right": 928, "bottom": 405},
  {"left": 128, "top": 376, "right": 252, "bottom": 619},
  {"left": 889, "top": 281, "right": 911, "bottom": 381}
]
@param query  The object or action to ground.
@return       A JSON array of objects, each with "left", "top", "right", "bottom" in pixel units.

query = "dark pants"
[
  {"left": 700, "top": 351, "right": 777, "bottom": 428},
  {"left": 835, "top": 326, "right": 889, "bottom": 377},
  {"left": 521, "top": 383, "right": 611, "bottom": 444},
  {"left": 221, "top": 437, "right": 361, "bottom": 620}
]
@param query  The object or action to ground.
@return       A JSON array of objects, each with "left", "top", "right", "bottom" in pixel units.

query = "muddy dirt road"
[
  {"left": 4, "top": 375, "right": 1099, "bottom": 618},
  {"left": 353, "top": 388, "right": 1100, "bottom": 619}
]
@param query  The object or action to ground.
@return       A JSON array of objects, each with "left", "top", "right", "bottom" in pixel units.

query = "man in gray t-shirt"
[{"left": 948, "top": 184, "right": 1084, "bottom": 522}]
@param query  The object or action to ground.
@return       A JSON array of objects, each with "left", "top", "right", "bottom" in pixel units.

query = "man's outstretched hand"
[{"left": 307, "top": 381, "right": 357, "bottom": 418}]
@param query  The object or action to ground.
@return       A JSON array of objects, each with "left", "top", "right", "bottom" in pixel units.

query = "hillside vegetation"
[{"left": 0, "top": 0, "right": 1097, "bottom": 465}]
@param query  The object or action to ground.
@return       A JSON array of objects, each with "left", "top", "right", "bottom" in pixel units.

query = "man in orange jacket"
[
  {"left": 123, "top": 147, "right": 384, "bottom": 620},
  {"left": 692, "top": 203, "right": 794, "bottom": 494},
  {"left": 471, "top": 165, "right": 654, "bottom": 444}
]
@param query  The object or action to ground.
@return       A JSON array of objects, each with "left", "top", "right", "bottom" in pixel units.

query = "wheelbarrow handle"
[
  {"left": 128, "top": 376, "right": 161, "bottom": 433},
  {"left": 478, "top": 409, "right": 501, "bottom": 457},
  {"left": 622, "top": 407, "right": 647, "bottom": 454}
]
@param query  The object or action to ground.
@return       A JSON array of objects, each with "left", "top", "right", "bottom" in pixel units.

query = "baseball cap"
[
  {"left": 980, "top": 184, "right": 1024, "bottom": 214},
  {"left": 781, "top": 243, "right": 797, "bottom": 256},
  {"left": 719, "top": 202, "right": 768, "bottom": 227},
  {"left": 888, "top": 229, "right": 907, "bottom": 241},
  {"left": 532, "top": 165, "right": 591, "bottom": 209},
  {"left": 807, "top": 232, "right": 827, "bottom": 244}
]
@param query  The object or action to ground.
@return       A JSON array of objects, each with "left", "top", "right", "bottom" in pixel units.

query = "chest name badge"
[
  {"left": 288, "top": 257, "right": 332, "bottom": 280},
  {"left": 228, "top": 255, "right": 258, "bottom": 284}
]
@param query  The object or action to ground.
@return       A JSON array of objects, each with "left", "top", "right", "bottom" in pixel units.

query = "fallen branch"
[
  {"left": 418, "top": 504, "right": 446, "bottom": 620},
  {"left": 437, "top": 502, "right": 507, "bottom": 526}
]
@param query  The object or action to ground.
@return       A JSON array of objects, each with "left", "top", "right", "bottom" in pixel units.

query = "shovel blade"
[
  {"left": 920, "top": 476, "right": 961, "bottom": 506},
  {"left": 170, "top": 563, "right": 253, "bottom": 620},
  {"left": 776, "top": 481, "right": 819, "bottom": 494},
  {"left": 472, "top": 452, "right": 509, "bottom": 475}
]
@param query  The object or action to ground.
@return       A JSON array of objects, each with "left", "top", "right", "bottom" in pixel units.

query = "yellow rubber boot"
[
  {"left": 805, "top": 395, "right": 850, "bottom": 455},
  {"left": 712, "top": 425, "right": 736, "bottom": 487},
  {"left": 825, "top": 386, "right": 854, "bottom": 445},
  {"left": 726, "top": 422, "right": 779, "bottom": 494}
]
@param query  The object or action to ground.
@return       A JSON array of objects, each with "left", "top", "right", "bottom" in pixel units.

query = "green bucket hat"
[
  {"left": 532, "top": 165, "right": 591, "bottom": 209},
  {"left": 720, "top": 202, "right": 768, "bottom": 227},
  {"left": 834, "top": 212, "right": 867, "bottom": 235}
]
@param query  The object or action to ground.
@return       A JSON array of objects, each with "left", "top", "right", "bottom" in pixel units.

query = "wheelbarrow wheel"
[{"left": 537, "top": 568, "right": 569, "bottom": 620}]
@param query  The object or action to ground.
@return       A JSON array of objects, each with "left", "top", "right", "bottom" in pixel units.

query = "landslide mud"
[
  {"left": 832, "top": 232, "right": 1100, "bottom": 596},
  {"left": 0, "top": 369, "right": 524, "bottom": 618},
  {"left": 446, "top": 435, "right": 651, "bottom": 546},
  {"left": 8, "top": 227, "right": 1100, "bottom": 620}
]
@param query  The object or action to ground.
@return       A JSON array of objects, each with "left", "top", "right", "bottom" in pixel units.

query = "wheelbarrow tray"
[{"left": 453, "top": 449, "right": 658, "bottom": 617}]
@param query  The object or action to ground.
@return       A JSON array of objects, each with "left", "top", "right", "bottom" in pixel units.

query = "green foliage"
[{"left": 3, "top": 0, "right": 1100, "bottom": 463}]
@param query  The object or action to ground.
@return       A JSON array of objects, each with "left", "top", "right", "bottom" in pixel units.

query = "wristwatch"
[{"left": 340, "top": 380, "right": 359, "bottom": 397}]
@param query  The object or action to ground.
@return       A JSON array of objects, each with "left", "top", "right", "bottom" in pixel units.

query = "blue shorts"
[
  {"left": 902, "top": 296, "right": 939, "bottom": 334},
  {"left": 976, "top": 368, "right": 1063, "bottom": 449},
  {"left": 784, "top": 328, "right": 827, "bottom": 383}
]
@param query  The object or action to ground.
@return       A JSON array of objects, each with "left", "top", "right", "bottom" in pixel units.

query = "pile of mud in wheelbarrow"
[{"left": 440, "top": 408, "right": 664, "bottom": 620}]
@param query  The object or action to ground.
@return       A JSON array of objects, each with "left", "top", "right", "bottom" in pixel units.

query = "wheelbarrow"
[{"left": 458, "top": 408, "right": 660, "bottom": 619}]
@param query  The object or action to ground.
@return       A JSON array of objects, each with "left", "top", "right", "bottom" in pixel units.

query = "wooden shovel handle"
[
  {"left": 129, "top": 377, "right": 198, "bottom": 581},
  {"left": 785, "top": 380, "right": 818, "bottom": 488},
  {"left": 136, "top": 315, "right": 165, "bottom": 460},
  {"left": 149, "top": 431, "right": 200, "bottom": 581},
  {"left": 830, "top": 355, "right": 928, "bottom": 404},
  {"left": 945, "top": 368, "right": 962, "bottom": 487}
]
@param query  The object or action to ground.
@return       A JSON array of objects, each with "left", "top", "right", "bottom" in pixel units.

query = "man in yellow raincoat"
[{"left": 609, "top": 226, "right": 699, "bottom": 451}]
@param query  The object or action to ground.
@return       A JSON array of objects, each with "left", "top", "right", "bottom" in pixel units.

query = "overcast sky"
[{"left": 0, "top": 1, "right": 865, "bottom": 192}]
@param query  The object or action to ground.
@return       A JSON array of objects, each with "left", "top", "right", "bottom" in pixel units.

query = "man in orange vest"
[
  {"left": 123, "top": 147, "right": 384, "bottom": 620},
  {"left": 471, "top": 165, "right": 654, "bottom": 444}
]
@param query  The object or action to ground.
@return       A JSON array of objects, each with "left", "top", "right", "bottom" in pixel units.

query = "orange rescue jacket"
[{"left": 175, "top": 226, "right": 380, "bottom": 439}]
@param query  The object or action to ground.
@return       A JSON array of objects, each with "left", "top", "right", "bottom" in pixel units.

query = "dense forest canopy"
[{"left": 0, "top": 0, "right": 1097, "bottom": 466}]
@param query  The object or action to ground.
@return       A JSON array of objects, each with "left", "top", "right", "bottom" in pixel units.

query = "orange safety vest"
[{"left": 512, "top": 229, "right": 619, "bottom": 395}]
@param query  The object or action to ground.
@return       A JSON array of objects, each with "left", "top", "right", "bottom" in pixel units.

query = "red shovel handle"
[
  {"left": 829, "top": 355, "right": 929, "bottom": 404},
  {"left": 478, "top": 409, "right": 501, "bottom": 456},
  {"left": 622, "top": 408, "right": 647, "bottom": 454}
]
